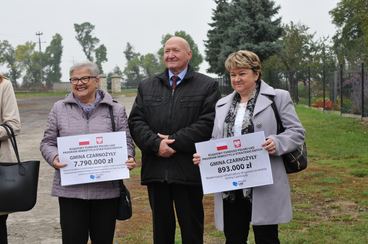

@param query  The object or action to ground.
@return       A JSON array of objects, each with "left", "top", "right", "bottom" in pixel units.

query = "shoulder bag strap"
[
  {"left": 108, "top": 105, "right": 116, "bottom": 132},
  {"left": 268, "top": 96, "right": 285, "bottom": 134},
  {"left": 108, "top": 105, "right": 125, "bottom": 187},
  {"left": 1, "top": 123, "right": 21, "bottom": 163}
]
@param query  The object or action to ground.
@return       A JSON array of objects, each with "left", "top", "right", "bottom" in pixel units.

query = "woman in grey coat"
[
  {"left": 193, "top": 50, "right": 305, "bottom": 243},
  {"left": 40, "top": 62, "right": 136, "bottom": 244}
]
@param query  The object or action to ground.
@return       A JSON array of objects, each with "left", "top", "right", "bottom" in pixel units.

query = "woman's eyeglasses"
[{"left": 69, "top": 76, "right": 97, "bottom": 85}]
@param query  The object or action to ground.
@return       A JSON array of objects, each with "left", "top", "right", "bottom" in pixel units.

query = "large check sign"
[
  {"left": 57, "top": 131, "right": 129, "bottom": 186},
  {"left": 195, "top": 131, "right": 273, "bottom": 194}
]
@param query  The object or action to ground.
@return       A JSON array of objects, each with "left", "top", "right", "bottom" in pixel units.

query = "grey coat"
[
  {"left": 213, "top": 81, "right": 305, "bottom": 228},
  {"left": 40, "top": 90, "right": 134, "bottom": 199}
]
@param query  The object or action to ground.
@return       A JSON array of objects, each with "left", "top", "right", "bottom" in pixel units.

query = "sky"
[{"left": 0, "top": 0, "right": 339, "bottom": 81}]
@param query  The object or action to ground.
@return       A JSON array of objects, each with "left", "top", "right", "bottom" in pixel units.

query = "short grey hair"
[{"left": 69, "top": 61, "right": 100, "bottom": 77}]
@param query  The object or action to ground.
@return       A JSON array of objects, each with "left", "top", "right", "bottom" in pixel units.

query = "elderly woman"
[
  {"left": 194, "top": 50, "right": 305, "bottom": 243},
  {"left": 0, "top": 74, "right": 21, "bottom": 244},
  {"left": 40, "top": 62, "right": 136, "bottom": 244}
]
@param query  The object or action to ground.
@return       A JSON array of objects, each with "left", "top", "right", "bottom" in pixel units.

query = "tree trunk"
[{"left": 288, "top": 71, "right": 298, "bottom": 102}]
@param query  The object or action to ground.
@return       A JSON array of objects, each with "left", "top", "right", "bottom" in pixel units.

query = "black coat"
[{"left": 128, "top": 67, "right": 221, "bottom": 185}]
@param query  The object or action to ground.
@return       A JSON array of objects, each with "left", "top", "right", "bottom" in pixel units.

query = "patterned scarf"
[
  {"left": 74, "top": 89, "right": 104, "bottom": 118},
  {"left": 224, "top": 81, "right": 260, "bottom": 138},
  {"left": 222, "top": 80, "right": 261, "bottom": 202}
]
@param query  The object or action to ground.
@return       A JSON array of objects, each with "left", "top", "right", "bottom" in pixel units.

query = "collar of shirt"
[{"left": 168, "top": 67, "right": 188, "bottom": 87}]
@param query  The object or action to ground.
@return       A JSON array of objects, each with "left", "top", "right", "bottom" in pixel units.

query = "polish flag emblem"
[
  {"left": 96, "top": 137, "right": 103, "bottom": 144},
  {"left": 233, "top": 139, "right": 241, "bottom": 148},
  {"left": 79, "top": 139, "right": 90, "bottom": 146},
  {"left": 216, "top": 141, "right": 228, "bottom": 151}
]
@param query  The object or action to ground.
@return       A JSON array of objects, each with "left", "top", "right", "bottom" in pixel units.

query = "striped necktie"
[{"left": 171, "top": 75, "right": 180, "bottom": 90}]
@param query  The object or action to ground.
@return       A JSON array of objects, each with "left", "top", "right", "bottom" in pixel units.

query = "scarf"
[
  {"left": 222, "top": 81, "right": 261, "bottom": 202},
  {"left": 74, "top": 90, "right": 104, "bottom": 118},
  {"left": 224, "top": 81, "right": 260, "bottom": 137}
]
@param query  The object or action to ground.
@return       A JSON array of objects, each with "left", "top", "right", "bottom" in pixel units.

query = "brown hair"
[{"left": 225, "top": 50, "right": 262, "bottom": 79}]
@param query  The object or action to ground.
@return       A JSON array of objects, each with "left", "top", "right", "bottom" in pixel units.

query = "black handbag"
[
  {"left": 270, "top": 97, "right": 308, "bottom": 174},
  {"left": 108, "top": 106, "right": 132, "bottom": 220},
  {"left": 0, "top": 123, "right": 40, "bottom": 212},
  {"left": 116, "top": 181, "right": 132, "bottom": 220}
]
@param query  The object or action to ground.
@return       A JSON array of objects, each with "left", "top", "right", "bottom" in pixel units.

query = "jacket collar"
[
  {"left": 253, "top": 80, "right": 275, "bottom": 116},
  {"left": 156, "top": 65, "right": 195, "bottom": 87},
  {"left": 216, "top": 80, "right": 276, "bottom": 116},
  {"left": 63, "top": 89, "right": 115, "bottom": 107}
]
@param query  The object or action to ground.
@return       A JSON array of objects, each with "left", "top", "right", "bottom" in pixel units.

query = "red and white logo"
[
  {"left": 216, "top": 141, "right": 228, "bottom": 151},
  {"left": 96, "top": 137, "right": 103, "bottom": 144},
  {"left": 79, "top": 139, "right": 90, "bottom": 146},
  {"left": 233, "top": 139, "right": 241, "bottom": 148}
]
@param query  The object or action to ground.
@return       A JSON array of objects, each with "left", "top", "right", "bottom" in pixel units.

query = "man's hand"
[
  {"left": 157, "top": 133, "right": 176, "bottom": 158},
  {"left": 157, "top": 133, "right": 169, "bottom": 140}
]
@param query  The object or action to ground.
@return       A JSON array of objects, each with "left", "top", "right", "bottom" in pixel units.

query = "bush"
[{"left": 312, "top": 98, "right": 335, "bottom": 110}]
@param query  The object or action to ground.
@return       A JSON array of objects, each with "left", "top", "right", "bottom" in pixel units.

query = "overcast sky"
[{"left": 1, "top": 0, "right": 339, "bottom": 81}]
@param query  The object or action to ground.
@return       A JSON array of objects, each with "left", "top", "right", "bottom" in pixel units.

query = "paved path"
[{"left": 7, "top": 94, "right": 135, "bottom": 244}]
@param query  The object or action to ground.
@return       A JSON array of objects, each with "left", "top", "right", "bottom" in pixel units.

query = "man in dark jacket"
[{"left": 128, "top": 36, "right": 221, "bottom": 244}]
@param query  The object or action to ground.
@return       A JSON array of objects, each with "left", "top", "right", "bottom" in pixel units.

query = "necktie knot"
[{"left": 171, "top": 76, "right": 180, "bottom": 90}]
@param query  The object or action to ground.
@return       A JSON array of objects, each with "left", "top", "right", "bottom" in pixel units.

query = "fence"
[
  {"left": 298, "top": 63, "right": 368, "bottom": 118},
  {"left": 217, "top": 63, "right": 368, "bottom": 119}
]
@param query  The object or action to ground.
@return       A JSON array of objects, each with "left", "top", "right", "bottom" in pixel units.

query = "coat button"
[{"left": 256, "top": 123, "right": 262, "bottom": 128}]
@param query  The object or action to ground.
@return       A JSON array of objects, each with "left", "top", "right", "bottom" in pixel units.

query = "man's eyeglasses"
[{"left": 69, "top": 76, "right": 97, "bottom": 85}]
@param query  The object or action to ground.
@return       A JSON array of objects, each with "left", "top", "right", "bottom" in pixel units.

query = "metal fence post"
[
  {"left": 323, "top": 63, "right": 326, "bottom": 111},
  {"left": 362, "top": 63, "right": 365, "bottom": 118},
  {"left": 340, "top": 64, "right": 343, "bottom": 114},
  {"left": 308, "top": 66, "right": 311, "bottom": 107}
]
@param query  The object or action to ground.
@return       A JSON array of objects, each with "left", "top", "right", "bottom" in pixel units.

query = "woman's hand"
[
  {"left": 193, "top": 153, "right": 201, "bottom": 165},
  {"left": 52, "top": 156, "right": 67, "bottom": 169},
  {"left": 126, "top": 157, "right": 137, "bottom": 170},
  {"left": 262, "top": 138, "right": 276, "bottom": 155}
]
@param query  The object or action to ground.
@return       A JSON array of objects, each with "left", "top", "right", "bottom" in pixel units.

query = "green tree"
[
  {"left": 158, "top": 30, "right": 203, "bottom": 71},
  {"left": 44, "top": 33, "right": 63, "bottom": 88},
  {"left": 123, "top": 43, "right": 143, "bottom": 85},
  {"left": 16, "top": 42, "right": 47, "bottom": 88},
  {"left": 330, "top": 0, "right": 368, "bottom": 64},
  {"left": 277, "top": 22, "right": 316, "bottom": 101},
  {"left": 107, "top": 66, "right": 123, "bottom": 89},
  {"left": 0, "top": 40, "right": 22, "bottom": 87},
  {"left": 74, "top": 22, "right": 99, "bottom": 61},
  {"left": 124, "top": 56, "right": 143, "bottom": 85},
  {"left": 140, "top": 53, "right": 161, "bottom": 78},
  {"left": 123, "top": 43, "right": 162, "bottom": 84},
  {"left": 205, "top": 0, "right": 282, "bottom": 75},
  {"left": 123, "top": 42, "right": 139, "bottom": 62},
  {"left": 205, "top": 0, "right": 232, "bottom": 75},
  {"left": 74, "top": 22, "right": 108, "bottom": 73},
  {"left": 95, "top": 44, "right": 107, "bottom": 74}
]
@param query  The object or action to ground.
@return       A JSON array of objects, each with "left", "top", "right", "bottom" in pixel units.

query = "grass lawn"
[{"left": 114, "top": 105, "right": 368, "bottom": 244}]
